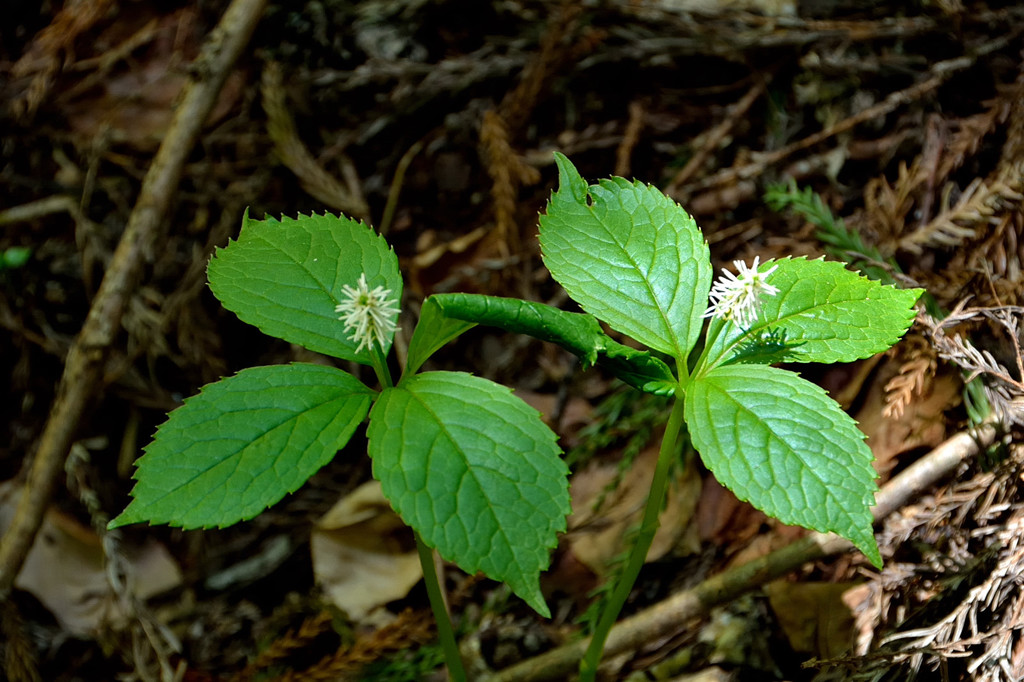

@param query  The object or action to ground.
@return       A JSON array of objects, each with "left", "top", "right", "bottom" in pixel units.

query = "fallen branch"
[
  {"left": 0, "top": 0, "right": 268, "bottom": 600},
  {"left": 484, "top": 421, "right": 998, "bottom": 682}
]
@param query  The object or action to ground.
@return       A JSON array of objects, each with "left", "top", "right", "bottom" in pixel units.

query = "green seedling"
[{"left": 110, "top": 154, "right": 920, "bottom": 680}]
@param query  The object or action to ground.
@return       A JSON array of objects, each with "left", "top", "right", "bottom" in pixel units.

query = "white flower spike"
[
  {"left": 335, "top": 273, "right": 400, "bottom": 353},
  {"left": 703, "top": 256, "right": 779, "bottom": 328}
]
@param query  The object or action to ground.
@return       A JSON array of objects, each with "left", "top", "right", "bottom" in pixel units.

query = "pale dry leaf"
[
  {"left": 567, "top": 443, "right": 701, "bottom": 575},
  {"left": 310, "top": 480, "right": 422, "bottom": 626},
  {"left": 883, "top": 353, "right": 936, "bottom": 420},
  {"left": 0, "top": 481, "right": 181, "bottom": 637},
  {"left": 764, "top": 580, "right": 858, "bottom": 657}
]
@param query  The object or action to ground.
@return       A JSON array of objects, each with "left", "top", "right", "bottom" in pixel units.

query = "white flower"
[
  {"left": 703, "top": 256, "right": 779, "bottom": 328},
  {"left": 335, "top": 273, "right": 400, "bottom": 353}
]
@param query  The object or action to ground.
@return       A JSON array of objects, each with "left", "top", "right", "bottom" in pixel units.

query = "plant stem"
[
  {"left": 376, "top": 350, "right": 462, "bottom": 678},
  {"left": 578, "top": 392, "right": 687, "bottom": 681},
  {"left": 416, "top": 533, "right": 468, "bottom": 682},
  {"left": 371, "top": 343, "right": 394, "bottom": 389}
]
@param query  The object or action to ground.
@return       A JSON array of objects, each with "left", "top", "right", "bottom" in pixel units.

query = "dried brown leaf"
[
  {"left": 480, "top": 109, "right": 540, "bottom": 257},
  {"left": 900, "top": 174, "right": 1022, "bottom": 254},
  {"left": 864, "top": 160, "right": 926, "bottom": 247},
  {"left": 232, "top": 611, "right": 333, "bottom": 682}
]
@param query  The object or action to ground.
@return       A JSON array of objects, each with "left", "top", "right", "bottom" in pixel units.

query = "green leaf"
[
  {"left": 1, "top": 246, "right": 32, "bottom": 271},
  {"left": 109, "top": 364, "right": 374, "bottom": 529},
  {"left": 404, "top": 297, "right": 477, "bottom": 376},
  {"left": 434, "top": 293, "right": 606, "bottom": 365},
  {"left": 208, "top": 210, "right": 402, "bottom": 364},
  {"left": 701, "top": 257, "right": 921, "bottom": 371},
  {"left": 430, "top": 293, "right": 677, "bottom": 394},
  {"left": 367, "top": 371, "right": 570, "bottom": 616},
  {"left": 599, "top": 343, "right": 678, "bottom": 396},
  {"left": 539, "top": 153, "right": 711, "bottom": 360},
  {"left": 720, "top": 327, "right": 806, "bottom": 367},
  {"left": 684, "top": 364, "right": 880, "bottom": 565}
]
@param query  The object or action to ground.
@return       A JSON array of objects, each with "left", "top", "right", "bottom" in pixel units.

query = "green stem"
[
  {"left": 692, "top": 317, "right": 729, "bottom": 378},
  {"left": 416, "top": 533, "right": 468, "bottom": 682},
  {"left": 370, "top": 343, "right": 394, "bottom": 389},
  {"left": 578, "top": 392, "right": 688, "bottom": 681},
  {"left": 372, "top": 347, "right": 464, "bottom": 678}
]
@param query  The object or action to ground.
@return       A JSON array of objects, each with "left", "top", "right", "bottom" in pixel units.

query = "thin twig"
[
  {"left": 0, "top": 195, "right": 92, "bottom": 228},
  {"left": 614, "top": 100, "right": 646, "bottom": 177},
  {"left": 672, "top": 44, "right": 1014, "bottom": 203},
  {"left": 0, "top": 0, "right": 268, "bottom": 600},
  {"left": 379, "top": 138, "right": 424, "bottom": 236},
  {"left": 664, "top": 75, "right": 768, "bottom": 193},
  {"left": 483, "top": 422, "right": 998, "bottom": 682},
  {"left": 261, "top": 60, "right": 369, "bottom": 220}
]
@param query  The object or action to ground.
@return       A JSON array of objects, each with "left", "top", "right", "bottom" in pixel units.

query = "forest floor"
[{"left": 2, "top": 1, "right": 1024, "bottom": 680}]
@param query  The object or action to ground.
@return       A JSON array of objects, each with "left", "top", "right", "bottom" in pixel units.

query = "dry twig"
[
  {"left": 920, "top": 303, "right": 1024, "bottom": 426},
  {"left": 674, "top": 47, "right": 1010, "bottom": 205},
  {"left": 614, "top": 100, "right": 646, "bottom": 178},
  {"left": 0, "top": 0, "right": 268, "bottom": 600},
  {"left": 839, "top": 442, "right": 1024, "bottom": 681},
  {"left": 664, "top": 76, "right": 769, "bottom": 193}
]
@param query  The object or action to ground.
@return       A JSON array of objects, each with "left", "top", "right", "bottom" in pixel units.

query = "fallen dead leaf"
[
  {"left": 567, "top": 443, "right": 701, "bottom": 575},
  {"left": 515, "top": 389, "right": 593, "bottom": 448},
  {"left": 856, "top": 363, "right": 960, "bottom": 481},
  {"left": 0, "top": 480, "right": 181, "bottom": 637},
  {"left": 310, "top": 480, "right": 422, "bottom": 627},
  {"left": 764, "top": 580, "right": 859, "bottom": 657},
  {"left": 61, "top": 8, "right": 243, "bottom": 149},
  {"left": 696, "top": 475, "right": 768, "bottom": 549}
]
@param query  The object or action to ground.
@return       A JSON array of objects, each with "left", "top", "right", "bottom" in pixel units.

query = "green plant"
[
  {"left": 763, "top": 178, "right": 894, "bottom": 285},
  {"left": 764, "top": 178, "right": 992, "bottom": 424},
  {"left": 0, "top": 246, "right": 31, "bottom": 272},
  {"left": 110, "top": 154, "right": 921, "bottom": 679}
]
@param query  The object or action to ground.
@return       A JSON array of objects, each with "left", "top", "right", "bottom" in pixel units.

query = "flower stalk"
[
  {"left": 338, "top": 279, "right": 463, "bottom": 678},
  {"left": 336, "top": 272, "right": 400, "bottom": 387}
]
